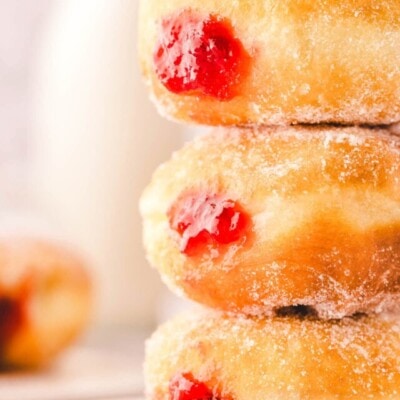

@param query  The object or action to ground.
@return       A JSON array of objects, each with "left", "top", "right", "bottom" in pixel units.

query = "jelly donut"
[
  {"left": 140, "top": 125, "right": 400, "bottom": 319},
  {"left": 138, "top": 0, "right": 400, "bottom": 126},
  {"left": 145, "top": 310, "right": 400, "bottom": 399},
  {"left": 0, "top": 237, "right": 91, "bottom": 368}
]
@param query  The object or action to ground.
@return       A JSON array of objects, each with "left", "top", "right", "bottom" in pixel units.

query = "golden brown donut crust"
[
  {"left": 139, "top": 0, "right": 400, "bottom": 126},
  {"left": 0, "top": 237, "right": 91, "bottom": 368},
  {"left": 140, "top": 126, "right": 400, "bottom": 319},
  {"left": 145, "top": 311, "right": 400, "bottom": 399}
]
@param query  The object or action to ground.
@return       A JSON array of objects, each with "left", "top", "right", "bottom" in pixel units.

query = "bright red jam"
[
  {"left": 169, "top": 373, "right": 214, "bottom": 400},
  {"left": 154, "top": 9, "right": 249, "bottom": 100},
  {"left": 168, "top": 192, "right": 249, "bottom": 256}
]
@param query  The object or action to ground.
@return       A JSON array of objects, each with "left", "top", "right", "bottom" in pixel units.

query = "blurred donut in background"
[{"left": 0, "top": 236, "right": 91, "bottom": 368}]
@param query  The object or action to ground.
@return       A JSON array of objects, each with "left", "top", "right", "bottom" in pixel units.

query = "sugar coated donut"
[
  {"left": 138, "top": 0, "right": 400, "bottom": 126},
  {"left": 140, "top": 126, "right": 400, "bottom": 319},
  {"left": 0, "top": 237, "right": 91, "bottom": 368},
  {"left": 145, "top": 310, "right": 400, "bottom": 399}
]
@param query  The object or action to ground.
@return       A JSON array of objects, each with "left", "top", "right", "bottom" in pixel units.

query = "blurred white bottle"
[{"left": 31, "top": 0, "right": 182, "bottom": 327}]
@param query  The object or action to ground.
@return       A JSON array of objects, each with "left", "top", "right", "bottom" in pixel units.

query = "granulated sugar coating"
[
  {"left": 140, "top": 125, "right": 400, "bottom": 319},
  {"left": 139, "top": 0, "right": 400, "bottom": 126},
  {"left": 145, "top": 310, "right": 400, "bottom": 399}
]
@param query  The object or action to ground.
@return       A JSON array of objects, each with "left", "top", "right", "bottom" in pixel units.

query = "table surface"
[{"left": 0, "top": 328, "right": 148, "bottom": 400}]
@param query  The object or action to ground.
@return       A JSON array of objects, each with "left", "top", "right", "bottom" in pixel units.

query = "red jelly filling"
[
  {"left": 169, "top": 373, "right": 215, "bottom": 400},
  {"left": 154, "top": 9, "right": 249, "bottom": 100},
  {"left": 168, "top": 192, "right": 249, "bottom": 256},
  {"left": 0, "top": 297, "right": 24, "bottom": 352}
]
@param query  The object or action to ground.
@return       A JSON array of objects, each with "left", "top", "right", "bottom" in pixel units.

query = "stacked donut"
[{"left": 139, "top": 1, "right": 400, "bottom": 398}]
